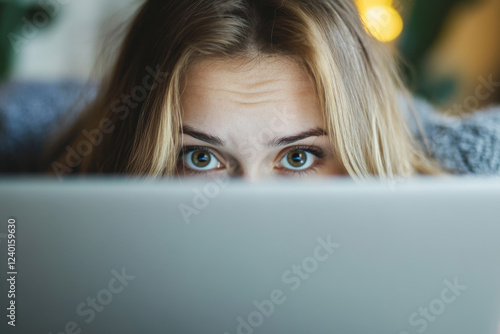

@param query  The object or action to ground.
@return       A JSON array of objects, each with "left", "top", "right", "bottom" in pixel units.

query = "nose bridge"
[
  {"left": 237, "top": 163, "right": 273, "bottom": 183},
  {"left": 240, "top": 172, "right": 263, "bottom": 183}
]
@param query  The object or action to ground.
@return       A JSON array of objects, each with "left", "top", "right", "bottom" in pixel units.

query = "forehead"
[{"left": 180, "top": 56, "right": 324, "bottom": 140}]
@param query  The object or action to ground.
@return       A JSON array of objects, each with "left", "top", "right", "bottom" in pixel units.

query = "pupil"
[
  {"left": 288, "top": 151, "right": 306, "bottom": 167},
  {"left": 192, "top": 151, "right": 210, "bottom": 167}
]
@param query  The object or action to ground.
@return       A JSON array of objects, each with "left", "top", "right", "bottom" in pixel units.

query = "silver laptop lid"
[{"left": 1, "top": 177, "right": 499, "bottom": 334}]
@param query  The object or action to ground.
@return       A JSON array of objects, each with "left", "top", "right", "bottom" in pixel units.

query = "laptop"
[{"left": 1, "top": 176, "right": 499, "bottom": 334}]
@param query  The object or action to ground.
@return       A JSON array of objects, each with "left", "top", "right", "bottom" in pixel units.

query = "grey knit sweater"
[
  {"left": 410, "top": 98, "right": 500, "bottom": 175},
  {"left": 0, "top": 81, "right": 499, "bottom": 175}
]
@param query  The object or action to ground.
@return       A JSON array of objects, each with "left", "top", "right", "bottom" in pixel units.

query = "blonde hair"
[{"left": 48, "top": 0, "right": 441, "bottom": 179}]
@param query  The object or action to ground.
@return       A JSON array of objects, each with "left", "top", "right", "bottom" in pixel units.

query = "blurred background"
[
  {"left": 357, "top": 0, "right": 500, "bottom": 114},
  {"left": 0, "top": 0, "right": 137, "bottom": 81},
  {"left": 0, "top": 0, "right": 499, "bottom": 111}
]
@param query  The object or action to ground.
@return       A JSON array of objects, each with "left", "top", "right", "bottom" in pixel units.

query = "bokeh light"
[{"left": 356, "top": 0, "right": 403, "bottom": 42}]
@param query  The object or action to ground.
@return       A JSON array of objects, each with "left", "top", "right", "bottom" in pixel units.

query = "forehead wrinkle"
[
  {"left": 180, "top": 56, "right": 325, "bottom": 152},
  {"left": 185, "top": 79, "right": 317, "bottom": 107},
  {"left": 185, "top": 57, "right": 314, "bottom": 92}
]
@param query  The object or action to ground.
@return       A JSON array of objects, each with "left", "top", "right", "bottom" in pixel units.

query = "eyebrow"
[
  {"left": 181, "top": 125, "right": 327, "bottom": 147},
  {"left": 182, "top": 125, "right": 224, "bottom": 146},
  {"left": 269, "top": 127, "right": 328, "bottom": 147}
]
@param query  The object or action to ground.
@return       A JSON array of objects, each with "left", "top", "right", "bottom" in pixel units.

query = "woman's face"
[{"left": 178, "top": 56, "right": 346, "bottom": 181}]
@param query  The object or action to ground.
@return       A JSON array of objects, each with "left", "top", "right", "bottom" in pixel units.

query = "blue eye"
[
  {"left": 184, "top": 150, "right": 221, "bottom": 171},
  {"left": 280, "top": 150, "right": 315, "bottom": 170}
]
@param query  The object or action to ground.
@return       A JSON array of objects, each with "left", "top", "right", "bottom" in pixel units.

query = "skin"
[
  {"left": 179, "top": 56, "right": 500, "bottom": 330},
  {"left": 178, "top": 56, "right": 346, "bottom": 181}
]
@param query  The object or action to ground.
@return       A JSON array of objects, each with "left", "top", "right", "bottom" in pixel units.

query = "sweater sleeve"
[{"left": 412, "top": 98, "right": 500, "bottom": 175}]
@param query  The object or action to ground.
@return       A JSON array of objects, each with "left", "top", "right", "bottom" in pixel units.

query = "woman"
[
  {"left": 42, "top": 1, "right": 499, "bottom": 331},
  {"left": 49, "top": 0, "right": 444, "bottom": 179}
]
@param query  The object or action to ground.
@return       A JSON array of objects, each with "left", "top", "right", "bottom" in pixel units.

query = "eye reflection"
[
  {"left": 184, "top": 149, "right": 221, "bottom": 171},
  {"left": 192, "top": 151, "right": 210, "bottom": 167},
  {"left": 281, "top": 149, "right": 315, "bottom": 170}
]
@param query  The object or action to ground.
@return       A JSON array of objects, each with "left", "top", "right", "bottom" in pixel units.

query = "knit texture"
[
  {"left": 411, "top": 98, "right": 500, "bottom": 175},
  {"left": 0, "top": 81, "right": 499, "bottom": 175}
]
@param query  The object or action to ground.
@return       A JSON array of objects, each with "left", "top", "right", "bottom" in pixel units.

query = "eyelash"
[{"left": 178, "top": 145, "right": 326, "bottom": 176}]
